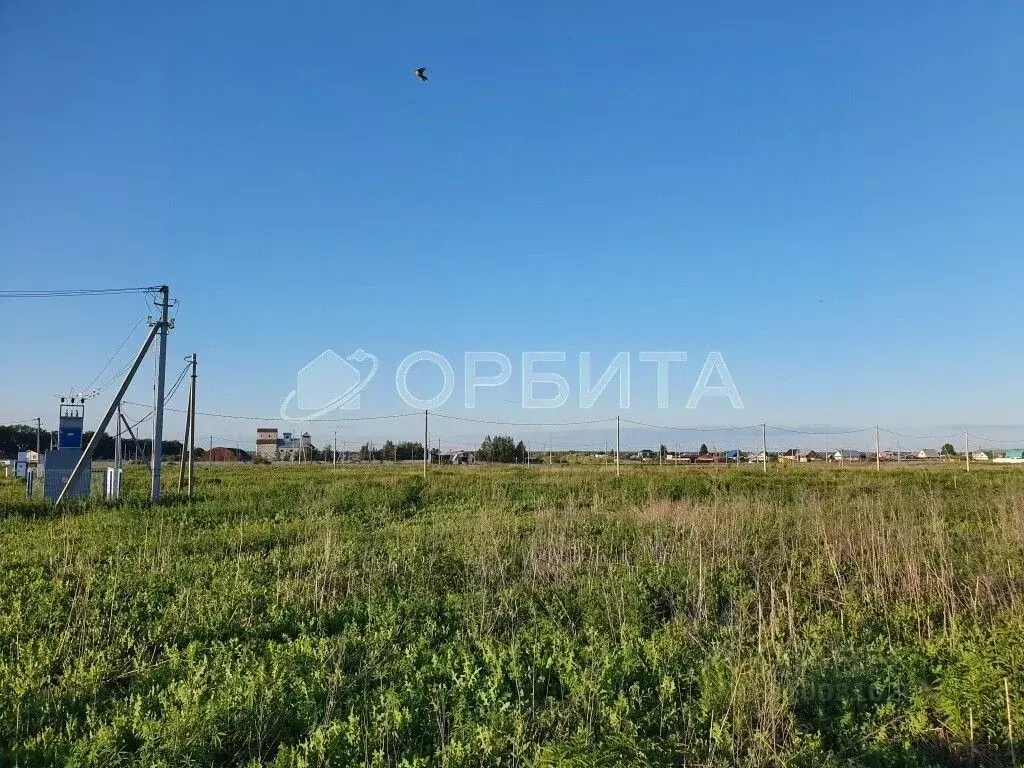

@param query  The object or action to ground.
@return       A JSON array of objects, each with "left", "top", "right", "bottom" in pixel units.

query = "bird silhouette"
[{"left": 413, "top": 67, "right": 428, "bottom": 81}]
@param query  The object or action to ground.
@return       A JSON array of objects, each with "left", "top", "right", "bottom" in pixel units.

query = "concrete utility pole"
[
  {"left": 423, "top": 410, "right": 428, "bottom": 477},
  {"left": 615, "top": 415, "right": 620, "bottom": 477},
  {"left": 178, "top": 354, "right": 195, "bottom": 492},
  {"left": 875, "top": 425, "right": 880, "bottom": 472},
  {"left": 762, "top": 424, "right": 767, "bottom": 474},
  {"left": 114, "top": 404, "right": 122, "bottom": 491},
  {"left": 187, "top": 354, "right": 196, "bottom": 496},
  {"left": 965, "top": 431, "right": 970, "bottom": 473},
  {"left": 333, "top": 430, "right": 338, "bottom": 470},
  {"left": 35, "top": 417, "right": 40, "bottom": 456},
  {"left": 151, "top": 286, "right": 171, "bottom": 499}
]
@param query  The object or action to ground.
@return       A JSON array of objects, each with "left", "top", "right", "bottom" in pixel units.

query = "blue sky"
[{"left": 1, "top": 0, "right": 1022, "bottom": 449}]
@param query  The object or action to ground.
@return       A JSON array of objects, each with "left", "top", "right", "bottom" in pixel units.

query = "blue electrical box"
[{"left": 58, "top": 398, "right": 84, "bottom": 449}]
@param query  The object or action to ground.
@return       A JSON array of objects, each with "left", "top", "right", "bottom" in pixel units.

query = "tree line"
[{"left": 0, "top": 425, "right": 204, "bottom": 462}]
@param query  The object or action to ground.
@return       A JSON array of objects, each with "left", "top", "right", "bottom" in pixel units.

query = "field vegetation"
[{"left": 1, "top": 464, "right": 1022, "bottom": 766}]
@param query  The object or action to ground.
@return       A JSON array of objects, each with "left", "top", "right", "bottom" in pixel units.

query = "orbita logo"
[
  {"left": 279, "top": 349, "right": 378, "bottom": 421},
  {"left": 280, "top": 349, "right": 742, "bottom": 419}
]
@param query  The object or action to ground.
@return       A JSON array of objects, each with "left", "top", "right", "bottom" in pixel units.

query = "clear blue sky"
[{"left": 2, "top": 0, "right": 1022, "bottom": 448}]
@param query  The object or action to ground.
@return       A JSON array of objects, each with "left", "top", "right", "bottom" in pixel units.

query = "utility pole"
[
  {"left": 615, "top": 415, "right": 620, "bottom": 477},
  {"left": 333, "top": 430, "right": 338, "bottom": 470},
  {"left": 178, "top": 354, "right": 196, "bottom": 492},
  {"left": 965, "top": 431, "right": 970, "bottom": 473},
  {"left": 187, "top": 354, "right": 196, "bottom": 496},
  {"left": 875, "top": 425, "right": 880, "bottom": 472},
  {"left": 761, "top": 424, "right": 767, "bottom": 474},
  {"left": 113, "top": 404, "right": 122, "bottom": 498},
  {"left": 423, "top": 410, "right": 428, "bottom": 477},
  {"left": 35, "top": 417, "right": 40, "bottom": 456},
  {"left": 150, "top": 286, "right": 171, "bottom": 499}
]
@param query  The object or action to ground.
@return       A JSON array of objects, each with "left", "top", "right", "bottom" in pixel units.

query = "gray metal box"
[{"left": 40, "top": 449, "right": 91, "bottom": 501}]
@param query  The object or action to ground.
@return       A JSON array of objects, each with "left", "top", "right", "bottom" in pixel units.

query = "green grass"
[{"left": 1, "top": 464, "right": 1023, "bottom": 766}]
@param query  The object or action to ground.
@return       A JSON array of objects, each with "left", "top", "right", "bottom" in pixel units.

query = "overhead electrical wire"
[
  {"left": 619, "top": 417, "right": 761, "bottom": 432},
  {"left": 767, "top": 424, "right": 875, "bottom": 436},
  {"left": 0, "top": 286, "right": 161, "bottom": 298},
  {"left": 433, "top": 412, "right": 615, "bottom": 427},
  {"left": 963, "top": 431, "right": 1024, "bottom": 445},
  {"left": 77, "top": 316, "right": 147, "bottom": 396},
  {"left": 119, "top": 401, "right": 421, "bottom": 422}
]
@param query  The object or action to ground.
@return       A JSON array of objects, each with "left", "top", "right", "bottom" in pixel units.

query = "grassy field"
[{"left": 1, "top": 463, "right": 1022, "bottom": 767}]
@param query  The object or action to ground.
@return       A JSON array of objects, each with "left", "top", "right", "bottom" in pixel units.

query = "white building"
[
  {"left": 833, "top": 450, "right": 863, "bottom": 461},
  {"left": 256, "top": 428, "right": 279, "bottom": 461}
]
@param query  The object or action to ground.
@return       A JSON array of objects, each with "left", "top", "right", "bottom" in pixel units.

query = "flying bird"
[{"left": 413, "top": 67, "right": 428, "bottom": 81}]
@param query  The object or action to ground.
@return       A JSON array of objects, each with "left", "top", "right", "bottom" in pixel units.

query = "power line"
[
  {"left": 619, "top": 417, "right": 761, "bottom": 432},
  {"left": 0, "top": 286, "right": 161, "bottom": 298},
  {"left": 964, "top": 432, "right": 1024, "bottom": 446},
  {"left": 78, "top": 316, "right": 147, "bottom": 395},
  {"left": 879, "top": 427, "right": 961, "bottom": 441},
  {"left": 433, "top": 412, "right": 615, "bottom": 427},
  {"left": 767, "top": 425, "right": 875, "bottom": 436},
  {"left": 119, "top": 402, "right": 421, "bottom": 422}
]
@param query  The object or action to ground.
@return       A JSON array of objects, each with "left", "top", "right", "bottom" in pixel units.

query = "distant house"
[
  {"left": 833, "top": 449, "right": 863, "bottom": 461},
  {"left": 994, "top": 449, "right": 1024, "bottom": 464},
  {"left": 799, "top": 450, "right": 823, "bottom": 462},
  {"left": 971, "top": 450, "right": 993, "bottom": 461},
  {"left": 665, "top": 452, "right": 696, "bottom": 463},
  {"left": 208, "top": 447, "right": 241, "bottom": 462},
  {"left": 917, "top": 449, "right": 941, "bottom": 460}
]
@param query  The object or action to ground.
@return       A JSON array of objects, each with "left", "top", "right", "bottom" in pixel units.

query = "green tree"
[
  {"left": 941, "top": 443, "right": 957, "bottom": 456},
  {"left": 515, "top": 440, "right": 527, "bottom": 463},
  {"left": 478, "top": 435, "right": 519, "bottom": 463},
  {"left": 699, "top": 443, "right": 709, "bottom": 456}
]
